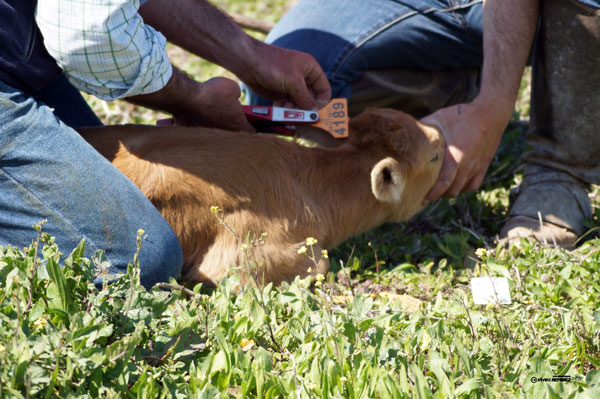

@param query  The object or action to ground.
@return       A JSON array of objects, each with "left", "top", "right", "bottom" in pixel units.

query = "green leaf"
[
  {"left": 67, "top": 239, "right": 86, "bottom": 265},
  {"left": 410, "top": 363, "right": 433, "bottom": 399},
  {"left": 352, "top": 293, "right": 373, "bottom": 320},
  {"left": 580, "top": 387, "right": 600, "bottom": 399},
  {"left": 358, "top": 318, "right": 374, "bottom": 332},
  {"left": 379, "top": 374, "right": 401, "bottom": 399},
  {"left": 399, "top": 363, "right": 410, "bottom": 393},
  {"left": 453, "top": 339, "right": 473, "bottom": 378},
  {"left": 46, "top": 307, "right": 70, "bottom": 325},
  {"left": 586, "top": 369, "right": 600, "bottom": 386},
  {"left": 455, "top": 377, "right": 481, "bottom": 396},
  {"left": 5, "top": 267, "right": 20, "bottom": 292},
  {"left": 214, "top": 327, "right": 231, "bottom": 353},
  {"left": 429, "top": 351, "right": 453, "bottom": 397},
  {"left": 484, "top": 261, "right": 511, "bottom": 279},
  {"left": 28, "top": 299, "right": 46, "bottom": 322},
  {"left": 212, "top": 350, "right": 228, "bottom": 374},
  {"left": 593, "top": 311, "right": 600, "bottom": 326},
  {"left": 46, "top": 257, "right": 70, "bottom": 311}
]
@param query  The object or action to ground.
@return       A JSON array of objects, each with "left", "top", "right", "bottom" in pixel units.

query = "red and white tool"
[
  {"left": 158, "top": 98, "right": 349, "bottom": 139},
  {"left": 243, "top": 98, "right": 349, "bottom": 138}
]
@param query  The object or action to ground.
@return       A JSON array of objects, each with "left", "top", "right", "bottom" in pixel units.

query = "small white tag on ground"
[{"left": 471, "top": 277, "right": 512, "bottom": 305}]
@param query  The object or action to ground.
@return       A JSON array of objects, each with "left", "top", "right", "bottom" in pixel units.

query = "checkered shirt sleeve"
[{"left": 36, "top": 0, "right": 173, "bottom": 100}]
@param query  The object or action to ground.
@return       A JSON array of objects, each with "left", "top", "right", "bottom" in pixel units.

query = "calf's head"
[{"left": 349, "top": 108, "right": 445, "bottom": 220}]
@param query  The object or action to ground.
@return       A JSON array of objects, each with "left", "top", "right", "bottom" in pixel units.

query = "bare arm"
[
  {"left": 126, "top": 66, "right": 254, "bottom": 131},
  {"left": 422, "top": 0, "right": 539, "bottom": 202},
  {"left": 139, "top": 0, "right": 331, "bottom": 110}
]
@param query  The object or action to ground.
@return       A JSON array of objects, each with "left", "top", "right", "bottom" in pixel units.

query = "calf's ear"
[{"left": 370, "top": 157, "right": 404, "bottom": 202}]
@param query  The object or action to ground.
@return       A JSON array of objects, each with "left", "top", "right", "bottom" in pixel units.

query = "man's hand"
[
  {"left": 127, "top": 68, "right": 255, "bottom": 132},
  {"left": 140, "top": 0, "right": 331, "bottom": 111},
  {"left": 240, "top": 41, "right": 331, "bottom": 110},
  {"left": 421, "top": 101, "right": 509, "bottom": 203},
  {"left": 421, "top": 0, "right": 539, "bottom": 203},
  {"left": 173, "top": 77, "right": 254, "bottom": 131}
]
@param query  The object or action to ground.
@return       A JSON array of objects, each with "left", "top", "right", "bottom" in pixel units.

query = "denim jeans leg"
[
  {"left": 0, "top": 82, "right": 183, "bottom": 289},
  {"left": 245, "top": 0, "right": 483, "bottom": 115}
]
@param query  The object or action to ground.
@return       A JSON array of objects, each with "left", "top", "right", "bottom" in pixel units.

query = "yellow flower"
[
  {"left": 475, "top": 248, "right": 488, "bottom": 258},
  {"left": 305, "top": 237, "right": 318, "bottom": 246},
  {"left": 137, "top": 228, "right": 145, "bottom": 236},
  {"left": 240, "top": 338, "right": 255, "bottom": 352},
  {"left": 321, "top": 249, "right": 329, "bottom": 259},
  {"left": 240, "top": 243, "right": 249, "bottom": 251},
  {"left": 315, "top": 273, "right": 325, "bottom": 282},
  {"left": 306, "top": 267, "right": 313, "bottom": 274},
  {"left": 33, "top": 318, "right": 47, "bottom": 330},
  {"left": 210, "top": 205, "right": 221, "bottom": 214},
  {"left": 297, "top": 246, "right": 307, "bottom": 255}
]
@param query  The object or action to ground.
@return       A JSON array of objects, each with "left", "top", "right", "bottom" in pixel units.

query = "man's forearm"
[
  {"left": 126, "top": 66, "right": 200, "bottom": 117},
  {"left": 421, "top": 0, "right": 540, "bottom": 201},
  {"left": 139, "top": 0, "right": 331, "bottom": 111},
  {"left": 476, "top": 0, "right": 539, "bottom": 114},
  {"left": 139, "top": 0, "right": 256, "bottom": 79},
  {"left": 126, "top": 66, "right": 255, "bottom": 131}
]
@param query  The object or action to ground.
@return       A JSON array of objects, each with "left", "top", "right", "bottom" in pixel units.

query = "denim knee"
[
  {"left": 137, "top": 219, "right": 183, "bottom": 290},
  {"left": 245, "top": 0, "right": 484, "bottom": 106},
  {"left": 0, "top": 79, "right": 183, "bottom": 291}
]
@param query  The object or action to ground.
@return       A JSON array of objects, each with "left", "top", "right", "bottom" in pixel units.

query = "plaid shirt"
[{"left": 36, "top": 0, "right": 172, "bottom": 100}]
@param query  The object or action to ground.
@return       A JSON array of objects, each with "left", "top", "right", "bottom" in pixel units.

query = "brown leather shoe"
[
  {"left": 500, "top": 215, "right": 578, "bottom": 249},
  {"left": 499, "top": 166, "right": 591, "bottom": 249}
]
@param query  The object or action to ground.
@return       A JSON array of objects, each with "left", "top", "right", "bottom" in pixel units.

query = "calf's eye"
[{"left": 430, "top": 153, "right": 440, "bottom": 163}]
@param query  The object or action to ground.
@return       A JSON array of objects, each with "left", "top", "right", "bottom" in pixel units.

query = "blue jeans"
[
  {"left": 578, "top": 0, "right": 600, "bottom": 7},
  {"left": 246, "top": 0, "right": 484, "bottom": 112},
  {"left": 0, "top": 75, "right": 182, "bottom": 289}
]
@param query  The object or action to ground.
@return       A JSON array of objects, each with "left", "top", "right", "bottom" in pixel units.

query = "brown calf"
[{"left": 79, "top": 108, "right": 444, "bottom": 286}]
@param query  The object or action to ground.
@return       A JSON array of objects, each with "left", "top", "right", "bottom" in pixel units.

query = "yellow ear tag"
[{"left": 313, "top": 98, "right": 349, "bottom": 138}]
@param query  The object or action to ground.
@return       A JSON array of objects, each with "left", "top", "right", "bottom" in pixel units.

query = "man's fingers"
[
  {"left": 424, "top": 148, "right": 458, "bottom": 203},
  {"left": 424, "top": 173, "right": 453, "bottom": 204},
  {"left": 228, "top": 102, "right": 256, "bottom": 132},
  {"left": 443, "top": 158, "right": 475, "bottom": 197},
  {"left": 464, "top": 169, "right": 487, "bottom": 192},
  {"left": 235, "top": 116, "right": 256, "bottom": 133},
  {"left": 288, "top": 80, "right": 317, "bottom": 110},
  {"left": 286, "top": 53, "right": 330, "bottom": 109},
  {"left": 292, "top": 52, "right": 331, "bottom": 107},
  {"left": 305, "top": 66, "right": 331, "bottom": 106},
  {"left": 207, "top": 110, "right": 256, "bottom": 132}
]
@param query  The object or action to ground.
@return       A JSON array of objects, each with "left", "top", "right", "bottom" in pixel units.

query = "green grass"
[
  {"left": 1, "top": 1, "right": 599, "bottom": 397},
  {"left": 1, "top": 220, "right": 599, "bottom": 397}
]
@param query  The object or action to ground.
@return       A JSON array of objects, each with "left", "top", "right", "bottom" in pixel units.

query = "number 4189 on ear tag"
[{"left": 313, "top": 98, "right": 349, "bottom": 139}]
